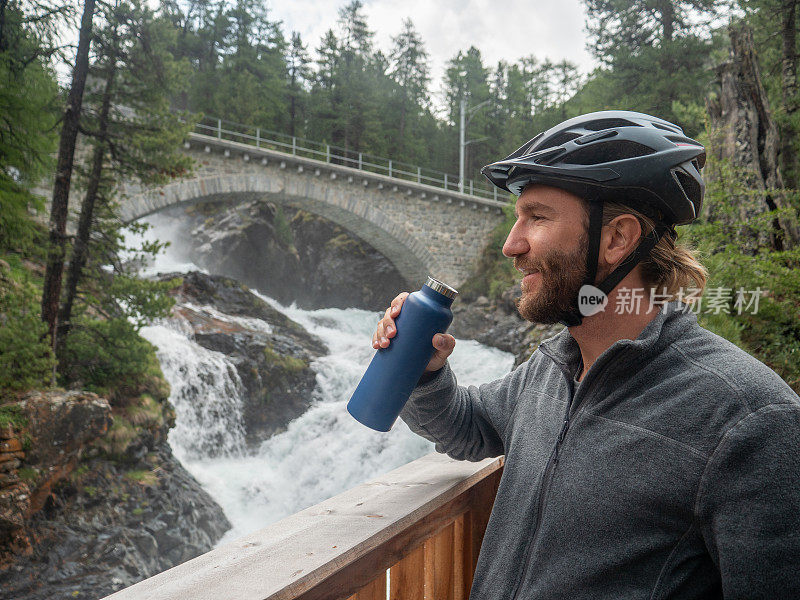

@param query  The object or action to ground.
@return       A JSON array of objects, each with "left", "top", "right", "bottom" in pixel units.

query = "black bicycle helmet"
[{"left": 480, "top": 110, "right": 707, "bottom": 326}]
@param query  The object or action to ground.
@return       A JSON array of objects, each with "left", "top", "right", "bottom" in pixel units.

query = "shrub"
[
  {"left": 0, "top": 259, "right": 55, "bottom": 395},
  {"left": 58, "top": 317, "right": 160, "bottom": 397}
]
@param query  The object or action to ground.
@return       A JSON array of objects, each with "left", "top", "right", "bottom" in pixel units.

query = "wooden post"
[{"left": 390, "top": 545, "right": 424, "bottom": 600}]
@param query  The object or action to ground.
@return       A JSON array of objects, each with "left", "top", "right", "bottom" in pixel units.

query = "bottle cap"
[{"left": 426, "top": 276, "right": 458, "bottom": 299}]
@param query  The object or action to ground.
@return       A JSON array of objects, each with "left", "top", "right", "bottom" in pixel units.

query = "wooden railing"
[{"left": 102, "top": 452, "right": 504, "bottom": 600}]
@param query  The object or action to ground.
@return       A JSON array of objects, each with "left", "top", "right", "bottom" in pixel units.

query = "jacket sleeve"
[
  {"left": 696, "top": 403, "right": 800, "bottom": 599},
  {"left": 398, "top": 358, "right": 531, "bottom": 462}
]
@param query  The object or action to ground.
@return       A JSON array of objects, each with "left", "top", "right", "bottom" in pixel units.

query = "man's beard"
[{"left": 515, "top": 233, "right": 589, "bottom": 324}]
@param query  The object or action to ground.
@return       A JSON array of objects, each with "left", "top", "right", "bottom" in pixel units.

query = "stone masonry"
[{"left": 117, "top": 133, "right": 509, "bottom": 287}]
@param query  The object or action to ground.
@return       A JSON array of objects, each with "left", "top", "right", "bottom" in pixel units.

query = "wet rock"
[
  {"left": 162, "top": 271, "right": 327, "bottom": 447},
  {"left": 0, "top": 444, "right": 230, "bottom": 600}
]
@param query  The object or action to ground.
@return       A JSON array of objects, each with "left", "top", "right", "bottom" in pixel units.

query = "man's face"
[{"left": 502, "top": 185, "right": 589, "bottom": 324}]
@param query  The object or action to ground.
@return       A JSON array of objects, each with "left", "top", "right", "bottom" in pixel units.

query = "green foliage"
[
  {"left": 58, "top": 318, "right": 162, "bottom": 396},
  {"left": 18, "top": 467, "right": 38, "bottom": 482},
  {"left": 683, "top": 143, "right": 800, "bottom": 392},
  {"left": 0, "top": 404, "right": 27, "bottom": 430},
  {"left": 124, "top": 469, "right": 158, "bottom": 486},
  {"left": 459, "top": 200, "right": 519, "bottom": 302},
  {"left": 0, "top": 2, "right": 60, "bottom": 253},
  {"left": 273, "top": 205, "right": 295, "bottom": 249},
  {"left": 0, "top": 256, "right": 55, "bottom": 395}
]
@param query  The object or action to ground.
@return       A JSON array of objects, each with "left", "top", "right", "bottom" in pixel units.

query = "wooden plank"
[
  {"left": 423, "top": 537, "right": 434, "bottom": 600},
  {"left": 431, "top": 523, "right": 454, "bottom": 600},
  {"left": 468, "top": 464, "right": 503, "bottom": 574},
  {"left": 389, "top": 544, "right": 423, "bottom": 600},
  {"left": 452, "top": 514, "right": 468, "bottom": 600},
  {"left": 101, "top": 453, "right": 503, "bottom": 600},
  {"left": 354, "top": 571, "right": 386, "bottom": 600}
]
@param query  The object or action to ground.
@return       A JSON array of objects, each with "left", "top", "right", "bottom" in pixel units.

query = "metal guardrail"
[{"left": 194, "top": 116, "right": 505, "bottom": 203}]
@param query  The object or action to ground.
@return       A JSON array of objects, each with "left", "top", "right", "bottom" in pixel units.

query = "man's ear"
[{"left": 601, "top": 214, "right": 642, "bottom": 267}]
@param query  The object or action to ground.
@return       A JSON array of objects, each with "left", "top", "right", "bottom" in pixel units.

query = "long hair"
[{"left": 601, "top": 201, "right": 708, "bottom": 298}]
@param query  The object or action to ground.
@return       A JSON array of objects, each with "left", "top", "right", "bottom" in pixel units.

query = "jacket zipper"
[{"left": 509, "top": 353, "right": 576, "bottom": 600}]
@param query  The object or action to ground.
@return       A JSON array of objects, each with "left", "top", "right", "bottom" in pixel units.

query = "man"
[{"left": 372, "top": 111, "right": 800, "bottom": 598}]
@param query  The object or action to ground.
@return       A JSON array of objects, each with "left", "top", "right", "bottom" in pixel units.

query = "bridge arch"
[
  {"left": 118, "top": 135, "right": 507, "bottom": 287},
  {"left": 122, "top": 173, "right": 440, "bottom": 287}
]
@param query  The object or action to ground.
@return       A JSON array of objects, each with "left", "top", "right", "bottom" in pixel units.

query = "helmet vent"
[
  {"left": 673, "top": 168, "right": 702, "bottom": 202},
  {"left": 584, "top": 118, "right": 641, "bottom": 131},
  {"left": 562, "top": 140, "right": 655, "bottom": 165},
  {"left": 536, "top": 131, "right": 582, "bottom": 151},
  {"left": 653, "top": 122, "right": 682, "bottom": 133}
]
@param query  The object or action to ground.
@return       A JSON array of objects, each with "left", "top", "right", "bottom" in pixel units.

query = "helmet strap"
[
  {"left": 560, "top": 200, "right": 671, "bottom": 327},
  {"left": 560, "top": 200, "right": 605, "bottom": 327}
]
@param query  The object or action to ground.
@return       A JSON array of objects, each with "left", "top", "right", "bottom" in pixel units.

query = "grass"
[
  {"left": 0, "top": 404, "right": 27, "bottom": 430},
  {"left": 125, "top": 469, "right": 159, "bottom": 487}
]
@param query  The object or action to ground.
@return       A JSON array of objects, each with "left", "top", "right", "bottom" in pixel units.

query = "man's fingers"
[
  {"left": 390, "top": 292, "right": 409, "bottom": 316},
  {"left": 433, "top": 334, "right": 456, "bottom": 352},
  {"left": 426, "top": 334, "right": 456, "bottom": 372}
]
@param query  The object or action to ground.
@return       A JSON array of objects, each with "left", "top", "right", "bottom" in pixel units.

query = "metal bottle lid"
[{"left": 425, "top": 276, "right": 458, "bottom": 299}]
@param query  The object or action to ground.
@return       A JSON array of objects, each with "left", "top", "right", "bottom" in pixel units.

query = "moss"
[
  {"left": 325, "top": 233, "right": 362, "bottom": 252},
  {"left": 18, "top": 467, "right": 38, "bottom": 482},
  {"left": 273, "top": 205, "right": 295, "bottom": 250},
  {"left": 0, "top": 404, "right": 27, "bottom": 430},
  {"left": 262, "top": 344, "right": 308, "bottom": 374},
  {"left": 125, "top": 469, "right": 158, "bottom": 486},
  {"left": 124, "top": 395, "right": 165, "bottom": 428},
  {"left": 132, "top": 507, "right": 144, "bottom": 516},
  {"left": 95, "top": 415, "right": 138, "bottom": 457}
]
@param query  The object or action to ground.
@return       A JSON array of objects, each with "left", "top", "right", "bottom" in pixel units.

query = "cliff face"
[
  {"left": 0, "top": 387, "right": 230, "bottom": 599},
  {"left": 0, "top": 391, "right": 112, "bottom": 561},
  {"left": 165, "top": 200, "right": 408, "bottom": 311}
]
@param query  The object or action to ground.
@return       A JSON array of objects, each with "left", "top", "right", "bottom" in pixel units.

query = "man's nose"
[{"left": 502, "top": 221, "right": 529, "bottom": 258}]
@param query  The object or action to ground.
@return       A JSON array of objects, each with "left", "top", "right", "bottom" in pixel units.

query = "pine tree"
[
  {"left": 583, "top": 0, "right": 721, "bottom": 130},
  {"left": 388, "top": 18, "right": 430, "bottom": 157},
  {"left": 56, "top": 0, "right": 193, "bottom": 363},
  {"left": 287, "top": 31, "right": 311, "bottom": 138}
]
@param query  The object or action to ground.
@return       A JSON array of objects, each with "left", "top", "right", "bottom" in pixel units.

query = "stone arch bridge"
[{"left": 118, "top": 132, "right": 509, "bottom": 288}]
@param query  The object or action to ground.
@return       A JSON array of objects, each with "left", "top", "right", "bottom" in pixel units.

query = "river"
[{"left": 131, "top": 214, "right": 514, "bottom": 544}]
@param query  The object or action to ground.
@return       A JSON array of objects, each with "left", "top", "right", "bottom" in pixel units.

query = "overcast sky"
[{"left": 271, "top": 0, "right": 598, "bottom": 106}]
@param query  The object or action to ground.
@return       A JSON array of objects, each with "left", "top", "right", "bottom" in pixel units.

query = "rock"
[
  {"left": 289, "top": 210, "right": 408, "bottom": 310},
  {"left": 162, "top": 271, "right": 326, "bottom": 448},
  {"left": 0, "top": 440, "right": 21, "bottom": 453},
  {"left": 161, "top": 200, "right": 408, "bottom": 311},
  {"left": 0, "top": 444, "right": 230, "bottom": 600}
]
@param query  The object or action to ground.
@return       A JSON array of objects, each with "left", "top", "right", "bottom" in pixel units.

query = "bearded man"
[{"left": 372, "top": 111, "right": 800, "bottom": 599}]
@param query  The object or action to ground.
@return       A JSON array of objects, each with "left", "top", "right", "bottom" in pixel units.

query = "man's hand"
[{"left": 372, "top": 291, "right": 456, "bottom": 373}]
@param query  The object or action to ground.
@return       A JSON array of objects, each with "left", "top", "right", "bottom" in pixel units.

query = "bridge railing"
[
  {"left": 102, "top": 452, "right": 504, "bottom": 600},
  {"left": 195, "top": 116, "right": 504, "bottom": 203}
]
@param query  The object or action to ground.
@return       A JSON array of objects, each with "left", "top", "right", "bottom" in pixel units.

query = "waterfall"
[{"left": 133, "top": 215, "right": 515, "bottom": 543}]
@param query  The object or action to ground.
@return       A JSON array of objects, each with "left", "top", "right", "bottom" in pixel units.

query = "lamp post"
[{"left": 459, "top": 97, "right": 490, "bottom": 194}]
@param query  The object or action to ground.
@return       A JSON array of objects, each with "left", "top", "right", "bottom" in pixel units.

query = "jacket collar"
[{"left": 537, "top": 301, "right": 698, "bottom": 379}]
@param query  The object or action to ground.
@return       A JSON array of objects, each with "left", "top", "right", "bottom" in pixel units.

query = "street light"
[{"left": 459, "top": 98, "right": 490, "bottom": 194}]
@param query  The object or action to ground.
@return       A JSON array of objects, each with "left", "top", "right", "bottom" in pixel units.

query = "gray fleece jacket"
[{"left": 399, "top": 301, "right": 800, "bottom": 599}]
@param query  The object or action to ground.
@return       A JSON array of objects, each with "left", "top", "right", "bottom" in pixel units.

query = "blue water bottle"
[{"left": 347, "top": 277, "right": 458, "bottom": 432}]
